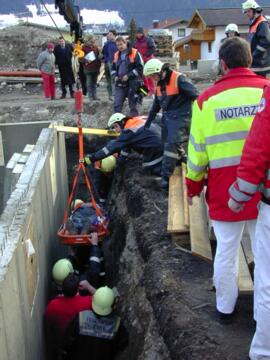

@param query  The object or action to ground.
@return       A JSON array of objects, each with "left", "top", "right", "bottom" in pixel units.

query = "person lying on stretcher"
[{"left": 65, "top": 199, "right": 101, "bottom": 235}]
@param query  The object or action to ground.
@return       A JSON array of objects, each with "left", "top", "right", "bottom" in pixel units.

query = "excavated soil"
[{"left": 102, "top": 156, "right": 255, "bottom": 360}]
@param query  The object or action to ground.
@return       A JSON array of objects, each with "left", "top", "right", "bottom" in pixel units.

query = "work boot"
[
  {"left": 51, "top": 96, "right": 55, "bottom": 100},
  {"left": 216, "top": 309, "right": 236, "bottom": 325},
  {"left": 160, "top": 178, "right": 169, "bottom": 190},
  {"left": 92, "top": 95, "right": 100, "bottom": 101},
  {"left": 70, "top": 92, "right": 74, "bottom": 98},
  {"left": 60, "top": 94, "right": 66, "bottom": 99}
]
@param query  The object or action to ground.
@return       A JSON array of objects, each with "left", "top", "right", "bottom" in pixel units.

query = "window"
[
  {"left": 183, "top": 44, "right": 190, "bottom": 53},
  {"left": 208, "top": 42, "right": 212, "bottom": 53},
  {"left": 178, "top": 28, "right": 186, "bottom": 37}
]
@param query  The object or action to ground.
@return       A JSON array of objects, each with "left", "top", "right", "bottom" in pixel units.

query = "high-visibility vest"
[
  {"left": 249, "top": 15, "right": 267, "bottom": 34},
  {"left": 124, "top": 117, "right": 145, "bottom": 132},
  {"left": 113, "top": 48, "right": 137, "bottom": 64},
  {"left": 156, "top": 70, "right": 180, "bottom": 97}
]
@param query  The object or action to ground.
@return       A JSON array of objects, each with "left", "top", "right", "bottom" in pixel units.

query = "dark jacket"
[
  {"left": 82, "top": 44, "right": 101, "bottom": 73},
  {"left": 54, "top": 43, "right": 75, "bottom": 85},
  {"left": 91, "top": 117, "right": 162, "bottom": 161},
  {"left": 133, "top": 35, "right": 156, "bottom": 62},
  {"left": 249, "top": 15, "right": 270, "bottom": 75},
  {"left": 111, "top": 46, "right": 144, "bottom": 83},
  {"left": 66, "top": 310, "right": 128, "bottom": 360},
  {"left": 102, "top": 40, "right": 118, "bottom": 64},
  {"left": 146, "top": 69, "right": 199, "bottom": 128}
]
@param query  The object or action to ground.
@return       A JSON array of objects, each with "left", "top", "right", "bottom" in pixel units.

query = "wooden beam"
[
  {"left": 181, "top": 163, "right": 190, "bottom": 227},
  {"left": 167, "top": 167, "right": 189, "bottom": 233},
  {"left": 238, "top": 243, "right": 253, "bottom": 293},
  {"left": 52, "top": 125, "right": 118, "bottom": 137},
  {"left": 189, "top": 194, "right": 213, "bottom": 261}
]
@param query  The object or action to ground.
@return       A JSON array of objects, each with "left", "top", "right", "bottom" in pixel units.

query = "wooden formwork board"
[
  {"left": 238, "top": 243, "right": 254, "bottom": 293},
  {"left": 181, "top": 163, "right": 190, "bottom": 227},
  {"left": 167, "top": 167, "right": 189, "bottom": 233},
  {"left": 189, "top": 195, "right": 213, "bottom": 261}
]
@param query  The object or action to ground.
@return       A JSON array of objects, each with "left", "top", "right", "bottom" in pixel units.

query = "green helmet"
[
  {"left": 92, "top": 286, "right": 115, "bottom": 316},
  {"left": 242, "top": 0, "right": 261, "bottom": 12},
  {"left": 143, "top": 59, "right": 164, "bottom": 77},
  {"left": 52, "top": 259, "right": 74, "bottom": 284},
  {"left": 100, "top": 156, "right": 117, "bottom": 173},
  {"left": 107, "top": 113, "right": 126, "bottom": 128}
]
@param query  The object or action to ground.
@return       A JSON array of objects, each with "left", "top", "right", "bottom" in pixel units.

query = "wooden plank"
[
  {"left": 53, "top": 125, "right": 118, "bottom": 137},
  {"left": 238, "top": 243, "right": 253, "bottom": 293},
  {"left": 181, "top": 163, "right": 190, "bottom": 227},
  {"left": 189, "top": 194, "right": 213, "bottom": 261},
  {"left": 167, "top": 167, "right": 189, "bottom": 233},
  {"left": 97, "top": 63, "right": 105, "bottom": 84}
]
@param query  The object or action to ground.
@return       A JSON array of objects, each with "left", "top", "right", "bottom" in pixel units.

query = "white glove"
[{"left": 228, "top": 198, "right": 244, "bottom": 213}]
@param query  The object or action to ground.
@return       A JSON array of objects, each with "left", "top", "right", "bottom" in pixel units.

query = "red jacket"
[
  {"left": 45, "top": 294, "right": 92, "bottom": 337},
  {"left": 229, "top": 84, "right": 270, "bottom": 204}
]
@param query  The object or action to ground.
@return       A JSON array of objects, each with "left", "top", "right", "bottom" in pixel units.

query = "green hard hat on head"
[
  {"left": 52, "top": 259, "right": 74, "bottom": 284},
  {"left": 242, "top": 0, "right": 261, "bottom": 12},
  {"left": 92, "top": 286, "right": 115, "bottom": 316},
  {"left": 143, "top": 58, "right": 164, "bottom": 77},
  {"left": 107, "top": 113, "right": 126, "bottom": 128},
  {"left": 100, "top": 155, "right": 117, "bottom": 173}
]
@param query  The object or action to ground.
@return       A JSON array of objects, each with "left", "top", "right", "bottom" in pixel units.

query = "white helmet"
[
  {"left": 225, "top": 23, "right": 239, "bottom": 34},
  {"left": 242, "top": 0, "right": 261, "bottom": 12}
]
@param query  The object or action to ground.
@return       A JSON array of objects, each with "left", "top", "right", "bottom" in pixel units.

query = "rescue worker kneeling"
[
  {"left": 85, "top": 112, "right": 163, "bottom": 175},
  {"left": 65, "top": 286, "right": 128, "bottom": 360},
  {"left": 143, "top": 59, "right": 199, "bottom": 189}
]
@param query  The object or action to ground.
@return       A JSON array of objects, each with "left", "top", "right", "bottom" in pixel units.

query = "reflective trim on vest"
[
  {"left": 120, "top": 150, "right": 129, "bottom": 156},
  {"left": 263, "top": 188, "right": 270, "bottom": 198},
  {"left": 142, "top": 156, "right": 163, "bottom": 167},
  {"left": 113, "top": 48, "right": 137, "bottom": 64},
  {"left": 164, "top": 150, "right": 180, "bottom": 159},
  {"left": 90, "top": 256, "right": 100, "bottom": 263},
  {"left": 209, "top": 156, "right": 241, "bottom": 169},
  {"left": 156, "top": 71, "right": 180, "bottom": 97},
  {"left": 79, "top": 310, "right": 120, "bottom": 340},
  {"left": 188, "top": 159, "right": 206, "bottom": 172},
  {"left": 189, "top": 134, "right": 206, "bottom": 152},
  {"left": 237, "top": 177, "right": 258, "bottom": 194},
  {"left": 205, "top": 131, "right": 249, "bottom": 145},
  {"left": 124, "top": 117, "right": 145, "bottom": 132},
  {"left": 267, "top": 169, "right": 270, "bottom": 180},
  {"left": 251, "top": 65, "right": 270, "bottom": 72},
  {"left": 257, "top": 44, "right": 267, "bottom": 52},
  {"left": 102, "top": 147, "right": 110, "bottom": 155},
  {"left": 215, "top": 104, "right": 259, "bottom": 121},
  {"left": 229, "top": 184, "right": 252, "bottom": 202},
  {"left": 250, "top": 15, "right": 266, "bottom": 34}
]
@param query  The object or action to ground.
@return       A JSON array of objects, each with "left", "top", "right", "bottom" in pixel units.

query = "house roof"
[
  {"left": 155, "top": 18, "right": 187, "bottom": 29},
  {"left": 189, "top": 7, "right": 270, "bottom": 27}
]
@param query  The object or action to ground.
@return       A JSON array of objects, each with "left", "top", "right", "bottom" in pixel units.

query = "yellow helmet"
[
  {"left": 242, "top": 0, "right": 261, "bottom": 12},
  {"left": 100, "top": 156, "right": 117, "bottom": 173},
  {"left": 107, "top": 113, "right": 126, "bottom": 128},
  {"left": 52, "top": 259, "right": 74, "bottom": 284},
  {"left": 143, "top": 58, "right": 164, "bottom": 77},
  {"left": 92, "top": 286, "right": 115, "bottom": 316}
]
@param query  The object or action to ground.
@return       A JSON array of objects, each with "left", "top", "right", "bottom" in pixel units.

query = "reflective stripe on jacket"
[
  {"left": 229, "top": 84, "right": 270, "bottom": 204},
  {"left": 186, "top": 67, "right": 269, "bottom": 221},
  {"left": 93, "top": 116, "right": 162, "bottom": 160}
]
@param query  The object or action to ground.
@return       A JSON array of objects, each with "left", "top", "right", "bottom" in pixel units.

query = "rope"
[{"left": 39, "top": 0, "right": 64, "bottom": 38}]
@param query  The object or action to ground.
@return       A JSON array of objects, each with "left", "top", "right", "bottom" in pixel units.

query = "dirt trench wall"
[{"left": 104, "top": 156, "right": 254, "bottom": 360}]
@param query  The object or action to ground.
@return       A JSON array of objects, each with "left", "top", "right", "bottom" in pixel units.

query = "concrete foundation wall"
[{"left": 0, "top": 127, "right": 68, "bottom": 360}]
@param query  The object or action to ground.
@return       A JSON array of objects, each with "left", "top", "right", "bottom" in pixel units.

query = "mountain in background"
[{"left": 2, "top": 0, "right": 270, "bottom": 26}]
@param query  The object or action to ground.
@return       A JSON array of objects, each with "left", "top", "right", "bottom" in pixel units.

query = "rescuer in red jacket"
[{"left": 228, "top": 84, "right": 270, "bottom": 360}]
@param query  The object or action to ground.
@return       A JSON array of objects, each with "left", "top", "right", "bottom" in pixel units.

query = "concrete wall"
[{"left": 0, "top": 127, "right": 68, "bottom": 360}]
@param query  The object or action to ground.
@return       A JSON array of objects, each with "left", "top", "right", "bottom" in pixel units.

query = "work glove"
[
  {"left": 84, "top": 154, "right": 96, "bottom": 165},
  {"left": 228, "top": 198, "right": 244, "bottom": 213}
]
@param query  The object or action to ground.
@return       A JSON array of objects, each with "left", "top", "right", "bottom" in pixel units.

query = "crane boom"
[{"left": 54, "top": 0, "right": 83, "bottom": 41}]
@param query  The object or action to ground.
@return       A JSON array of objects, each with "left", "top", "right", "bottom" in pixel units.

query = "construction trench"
[{"left": 0, "top": 93, "right": 257, "bottom": 360}]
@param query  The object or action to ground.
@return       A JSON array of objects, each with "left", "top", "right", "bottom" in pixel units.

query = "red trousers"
[{"left": 41, "top": 72, "right": 55, "bottom": 98}]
